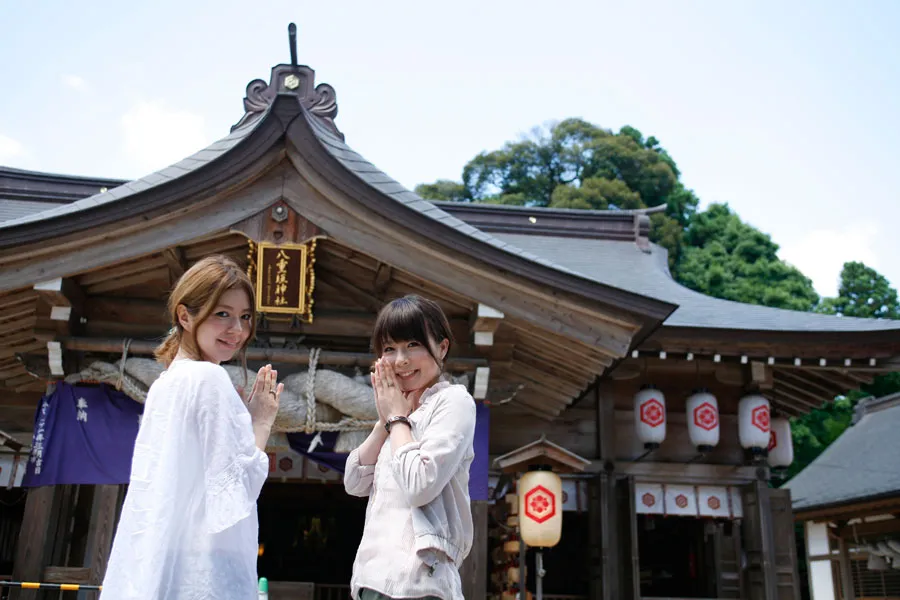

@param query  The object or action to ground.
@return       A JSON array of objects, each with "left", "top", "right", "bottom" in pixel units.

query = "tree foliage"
[
  {"left": 817, "top": 261, "right": 900, "bottom": 319},
  {"left": 417, "top": 118, "right": 818, "bottom": 307},
  {"left": 416, "top": 118, "right": 900, "bottom": 488},
  {"left": 784, "top": 261, "right": 900, "bottom": 481},
  {"left": 674, "top": 204, "right": 819, "bottom": 311}
]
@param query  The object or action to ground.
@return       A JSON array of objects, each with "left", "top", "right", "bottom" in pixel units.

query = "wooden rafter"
[
  {"left": 802, "top": 369, "right": 868, "bottom": 392},
  {"left": 162, "top": 247, "right": 188, "bottom": 281},
  {"left": 773, "top": 376, "right": 830, "bottom": 406},
  {"left": 772, "top": 385, "right": 823, "bottom": 411},
  {"left": 775, "top": 370, "right": 842, "bottom": 399}
]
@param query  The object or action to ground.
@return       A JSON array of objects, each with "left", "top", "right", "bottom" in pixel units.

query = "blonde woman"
[{"left": 101, "top": 255, "right": 282, "bottom": 599}]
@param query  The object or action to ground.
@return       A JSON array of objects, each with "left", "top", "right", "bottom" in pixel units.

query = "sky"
[{"left": 1, "top": 1, "right": 898, "bottom": 298}]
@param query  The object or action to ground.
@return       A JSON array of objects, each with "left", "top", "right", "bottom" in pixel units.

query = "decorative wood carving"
[
  {"left": 232, "top": 63, "right": 342, "bottom": 139},
  {"left": 230, "top": 201, "right": 323, "bottom": 245}
]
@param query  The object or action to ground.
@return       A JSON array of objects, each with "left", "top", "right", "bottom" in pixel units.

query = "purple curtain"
[{"left": 23, "top": 382, "right": 144, "bottom": 487}]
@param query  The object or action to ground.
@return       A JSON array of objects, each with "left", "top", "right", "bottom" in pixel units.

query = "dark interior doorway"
[
  {"left": 257, "top": 482, "right": 367, "bottom": 585},
  {"left": 637, "top": 515, "right": 719, "bottom": 599}
]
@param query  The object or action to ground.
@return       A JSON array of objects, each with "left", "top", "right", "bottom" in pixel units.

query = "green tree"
[
  {"left": 674, "top": 204, "right": 819, "bottom": 311},
  {"left": 421, "top": 119, "right": 696, "bottom": 265},
  {"left": 414, "top": 179, "right": 469, "bottom": 203},
  {"left": 784, "top": 261, "right": 900, "bottom": 482},
  {"left": 817, "top": 261, "right": 900, "bottom": 318}
]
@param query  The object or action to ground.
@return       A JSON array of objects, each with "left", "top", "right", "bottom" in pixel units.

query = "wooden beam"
[
  {"left": 34, "top": 278, "right": 85, "bottom": 308},
  {"left": 10, "top": 485, "right": 64, "bottom": 600},
  {"left": 162, "top": 246, "right": 188, "bottom": 281},
  {"left": 57, "top": 336, "right": 486, "bottom": 371},
  {"left": 773, "top": 386, "right": 823, "bottom": 411},
  {"left": 5, "top": 373, "right": 38, "bottom": 388},
  {"left": 316, "top": 264, "right": 384, "bottom": 313},
  {"left": 801, "top": 369, "right": 866, "bottom": 393},
  {"left": 43, "top": 567, "right": 91, "bottom": 584},
  {"left": 0, "top": 341, "right": 45, "bottom": 360},
  {"left": 0, "top": 290, "right": 37, "bottom": 310},
  {"left": 839, "top": 369, "right": 874, "bottom": 385},
  {"left": 373, "top": 262, "right": 392, "bottom": 299},
  {"left": 85, "top": 267, "right": 169, "bottom": 295},
  {"left": 511, "top": 349, "right": 592, "bottom": 386},
  {"left": 0, "top": 306, "right": 36, "bottom": 323},
  {"left": 776, "top": 370, "right": 842, "bottom": 399},
  {"left": 750, "top": 361, "right": 774, "bottom": 390},
  {"left": 837, "top": 517, "right": 900, "bottom": 539},
  {"left": 0, "top": 316, "right": 37, "bottom": 336},
  {"left": 83, "top": 485, "right": 121, "bottom": 585},
  {"left": 470, "top": 303, "right": 504, "bottom": 347},
  {"left": 460, "top": 501, "right": 488, "bottom": 600},
  {"left": 510, "top": 319, "right": 614, "bottom": 366},
  {"left": 505, "top": 361, "right": 585, "bottom": 398},
  {"left": 0, "top": 363, "right": 29, "bottom": 379},
  {"left": 774, "top": 377, "right": 830, "bottom": 406},
  {"left": 77, "top": 255, "right": 167, "bottom": 287},
  {"left": 771, "top": 399, "right": 803, "bottom": 418}
]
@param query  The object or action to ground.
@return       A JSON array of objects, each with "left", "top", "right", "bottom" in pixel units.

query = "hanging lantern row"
[{"left": 633, "top": 386, "right": 793, "bottom": 466}]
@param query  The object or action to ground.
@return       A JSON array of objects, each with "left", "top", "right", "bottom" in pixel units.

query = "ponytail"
[{"left": 154, "top": 327, "right": 182, "bottom": 367}]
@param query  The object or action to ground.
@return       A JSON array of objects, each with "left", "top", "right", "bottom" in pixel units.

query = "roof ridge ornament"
[{"left": 231, "top": 23, "right": 342, "bottom": 139}]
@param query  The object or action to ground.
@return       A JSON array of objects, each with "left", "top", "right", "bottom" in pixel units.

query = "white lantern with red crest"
[
  {"left": 518, "top": 466, "right": 562, "bottom": 548},
  {"left": 634, "top": 384, "right": 666, "bottom": 449},
  {"left": 686, "top": 389, "right": 720, "bottom": 452},
  {"left": 768, "top": 415, "right": 793, "bottom": 468},
  {"left": 739, "top": 393, "right": 771, "bottom": 454}
]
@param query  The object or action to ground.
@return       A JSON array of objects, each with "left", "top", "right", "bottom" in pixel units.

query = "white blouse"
[
  {"left": 345, "top": 381, "right": 476, "bottom": 600},
  {"left": 101, "top": 360, "right": 268, "bottom": 600}
]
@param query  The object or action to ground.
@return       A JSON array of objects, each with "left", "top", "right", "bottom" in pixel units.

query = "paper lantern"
[
  {"left": 767, "top": 416, "right": 793, "bottom": 468},
  {"left": 685, "top": 389, "right": 720, "bottom": 451},
  {"left": 739, "top": 394, "right": 770, "bottom": 452},
  {"left": 634, "top": 384, "right": 666, "bottom": 449},
  {"left": 518, "top": 467, "right": 562, "bottom": 548}
]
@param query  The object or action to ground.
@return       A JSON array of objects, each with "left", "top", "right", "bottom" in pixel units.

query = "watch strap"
[{"left": 384, "top": 415, "right": 411, "bottom": 433}]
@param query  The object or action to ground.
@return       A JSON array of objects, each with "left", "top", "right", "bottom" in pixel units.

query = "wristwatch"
[{"left": 384, "top": 415, "right": 412, "bottom": 433}]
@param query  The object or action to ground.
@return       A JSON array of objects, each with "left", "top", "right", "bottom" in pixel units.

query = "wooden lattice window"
[{"left": 851, "top": 558, "right": 900, "bottom": 599}]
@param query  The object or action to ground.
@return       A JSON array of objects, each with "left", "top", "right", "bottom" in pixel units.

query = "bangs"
[{"left": 372, "top": 297, "right": 432, "bottom": 355}]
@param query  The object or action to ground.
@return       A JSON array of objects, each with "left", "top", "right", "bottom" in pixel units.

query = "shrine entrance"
[
  {"left": 638, "top": 515, "right": 719, "bottom": 598},
  {"left": 257, "top": 482, "right": 366, "bottom": 592}
]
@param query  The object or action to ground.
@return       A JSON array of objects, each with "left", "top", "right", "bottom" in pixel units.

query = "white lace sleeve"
[{"left": 192, "top": 364, "right": 269, "bottom": 534}]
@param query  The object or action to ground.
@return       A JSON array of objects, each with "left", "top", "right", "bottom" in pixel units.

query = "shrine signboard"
[{"left": 255, "top": 241, "right": 315, "bottom": 321}]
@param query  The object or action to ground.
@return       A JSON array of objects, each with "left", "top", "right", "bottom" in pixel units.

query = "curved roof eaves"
[
  {"left": 303, "top": 115, "right": 591, "bottom": 282},
  {"left": 0, "top": 117, "right": 264, "bottom": 231},
  {"left": 492, "top": 233, "right": 900, "bottom": 333}
]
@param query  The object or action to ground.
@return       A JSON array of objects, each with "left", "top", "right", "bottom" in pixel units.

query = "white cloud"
[
  {"left": 121, "top": 101, "right": 209, "bottom": 174},
  {"left": 62, "top": 75, "right": 88, "bottom": 92},
  {"left": 0, "top": 134, "right": 25, "bottom": 163},
  {"left": 779, "top": 224, "right": 881, "bottom": 298}
]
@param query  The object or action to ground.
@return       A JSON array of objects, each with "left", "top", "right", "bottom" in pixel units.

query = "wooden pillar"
[
  {"left": 9, "top": 485, "right": 69, "bottom": 600},
  {"left": 589, "top": 383, "right": 619, "bottom": 600},
  {"left": 461, "top": 500, "right": 488, "bottom": 600},
  {"left": 838, "top": 538, "right": 854, "bottom": 600},
  {"left": 83, "top": 485, "right": 121, "bottom": 585}
]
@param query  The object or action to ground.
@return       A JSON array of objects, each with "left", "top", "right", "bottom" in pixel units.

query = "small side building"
[{"left": 785, "top": 394, "right": 900, "bottom": 600}]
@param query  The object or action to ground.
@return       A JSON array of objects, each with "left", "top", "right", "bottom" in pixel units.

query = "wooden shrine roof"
[
  {"left": 785, "top": 393, "right": 900, "bottom": 514},
  {"left": 1, "top": 52, "right": 899, "bottom": 429}
]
